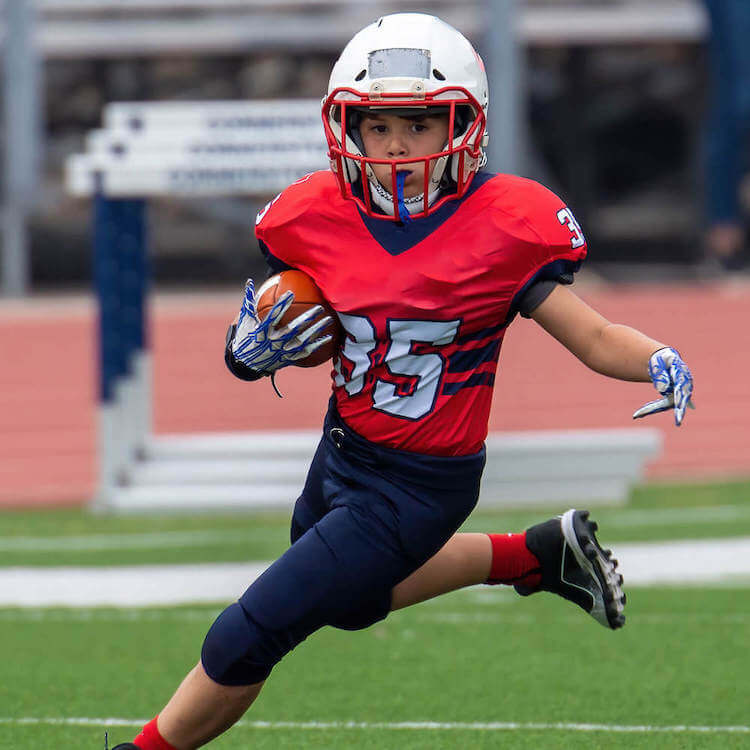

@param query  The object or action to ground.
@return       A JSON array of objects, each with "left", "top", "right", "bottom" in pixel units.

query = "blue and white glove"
[
  {"left": 632, "top": 347, "right": 694, "bottom": 426},
  {"left": 230, "top": 279, "right": 333, "bottom": 375}
]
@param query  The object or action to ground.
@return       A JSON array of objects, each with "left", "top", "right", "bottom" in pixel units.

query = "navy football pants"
[{"left": 201, "top": 408, "right": 485, "bottom": 685}]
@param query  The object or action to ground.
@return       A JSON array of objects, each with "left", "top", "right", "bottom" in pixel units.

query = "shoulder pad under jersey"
[
  {"left": 254, "top": 170, "right": 341, "bottom": 235},
  {"left": 481, "top": 174, "right": 587, "bottom": 263}
]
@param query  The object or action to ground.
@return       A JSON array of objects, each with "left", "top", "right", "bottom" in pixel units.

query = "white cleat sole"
[{"left": 560, "top": 509, "right": 626, "bottom": 629}]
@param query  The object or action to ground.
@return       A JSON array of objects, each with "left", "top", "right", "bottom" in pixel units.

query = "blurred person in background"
[{"left": 702, "top": 0, "right": 750, "bottom": 271}]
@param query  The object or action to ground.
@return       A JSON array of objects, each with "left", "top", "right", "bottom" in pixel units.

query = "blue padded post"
[{"left": 93, "top": 194, "right": 147, "bottom": 403}]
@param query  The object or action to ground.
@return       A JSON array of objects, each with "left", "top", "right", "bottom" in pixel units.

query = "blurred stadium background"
[
  {"left": 2, "top": 0, "right": 748, "bottom": 510},
  {"left": 1, "top": 2, "right": 750, "bottom": 747},
  {"left": 0, "top": 0, "right": 725, "bottom": 293}
]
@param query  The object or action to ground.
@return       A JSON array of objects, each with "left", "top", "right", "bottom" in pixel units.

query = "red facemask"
[{"left": 322, "top": 87, "right": 487, "bottom": 221}]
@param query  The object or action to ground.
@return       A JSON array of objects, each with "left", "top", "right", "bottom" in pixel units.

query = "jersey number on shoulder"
[
  {"left": 255, "top": 174, "right": 314, "bottom": 226},
  {"left": 255, "top": 193, "right": 281, "bottom": 225},
  {"left": 333, "top": 314, "right": 460, "bottom": 420},
  {"left": 557, "top": 207, "right": 585, "bottom": 249}
]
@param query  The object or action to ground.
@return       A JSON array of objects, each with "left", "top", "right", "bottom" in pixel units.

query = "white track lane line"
[
  {"left": 618, "top": 536, "right": 750, "bottom": 584},
  {"left": 1, "top": 538, "right": 749, "bottom": 607},
  {"left": 0, "top": 717, "right": 748, "bottom": 734},
  {"left": 0, "top": 562, "right": 270, "bottom": 607}
]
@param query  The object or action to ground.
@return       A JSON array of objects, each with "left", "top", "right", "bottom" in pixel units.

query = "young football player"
[{"left": 113, "top": 13, "right": 693, "bottom": 750}]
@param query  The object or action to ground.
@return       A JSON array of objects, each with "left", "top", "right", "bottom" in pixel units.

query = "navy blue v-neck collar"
[{"left": 356, "top": 172, "right": 496, "bottom": 256}]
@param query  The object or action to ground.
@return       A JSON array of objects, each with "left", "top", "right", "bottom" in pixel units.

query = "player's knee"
[
  {"left": 330, "top": 590, "right": 391, "bottom": 631},
  {"left": 331, "top": 611, "right": 381, "bottom": 631},
  {"left": 200, "top": 602, "right": 276, "bottom": 686}
]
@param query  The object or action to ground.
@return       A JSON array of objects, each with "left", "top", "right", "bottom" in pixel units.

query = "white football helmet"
[{"left": 322, "top": 12, "right": 489, "bottom": 220}]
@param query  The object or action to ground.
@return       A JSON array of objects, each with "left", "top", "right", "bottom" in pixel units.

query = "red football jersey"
[{"left": 255, "top": 170, "right": 587, "bottom": 456}]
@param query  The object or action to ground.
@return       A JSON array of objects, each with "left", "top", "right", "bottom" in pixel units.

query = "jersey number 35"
[{"left": 333, "top": 314, "right": 460, "bottom": 420}]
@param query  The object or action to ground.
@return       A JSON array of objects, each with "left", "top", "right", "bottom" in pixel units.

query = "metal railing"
[{"left": 0, "top": 2, "right": 707, "bottom": 58}]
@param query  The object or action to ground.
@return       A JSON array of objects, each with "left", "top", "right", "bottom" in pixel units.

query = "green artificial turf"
[
  {"left": 0, "top": 479, "right": 748, "bottom": 747},
  {"left": 0, "top": 587, "right": 747, "bottom": 749}
]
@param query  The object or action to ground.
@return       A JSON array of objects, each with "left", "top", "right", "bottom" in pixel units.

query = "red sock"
[
  {"left": 133, "top": 717, "right": 178, "bottom": 750},
  {"left": 486, "top": 532, "right": 542, "bottom": 588}
]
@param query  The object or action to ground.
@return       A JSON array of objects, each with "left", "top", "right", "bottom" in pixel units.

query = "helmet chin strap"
[{"left": 369, "top": 175, "right": 442, "bottom": 220}]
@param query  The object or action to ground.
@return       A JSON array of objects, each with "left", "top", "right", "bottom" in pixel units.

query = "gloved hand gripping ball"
[{"left": 231, "top": 271, "right": 340, "bottom": 374}]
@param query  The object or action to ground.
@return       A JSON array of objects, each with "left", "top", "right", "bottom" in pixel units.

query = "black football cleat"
[{"left": 515, "top": 509, "right": 626, "bottom": 629}]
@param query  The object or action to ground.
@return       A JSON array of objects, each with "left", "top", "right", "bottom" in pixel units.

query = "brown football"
[{"left": 255, "top": 270, "right": 341, "bottom": 367}]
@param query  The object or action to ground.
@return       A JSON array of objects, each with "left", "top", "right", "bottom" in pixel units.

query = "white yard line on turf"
[
  {"left": 0, "top": 717, "right": 748, "bottom": 734},
  {"left": 619, "top": 536, "right": 750, "bottom": 584},
  {"left": 0, "top": 563, "right": 270, "bottom": 607},
  {"left": 1, "top": 538, "right": 749, "bottom": 607}
]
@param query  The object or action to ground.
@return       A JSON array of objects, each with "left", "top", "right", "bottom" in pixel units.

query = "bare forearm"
[
  {"left": 531, "top": 286, "right": 665, "bottom": 382},
  {"left": 581, "top": 323, "right": 665, "bottom": 381}
]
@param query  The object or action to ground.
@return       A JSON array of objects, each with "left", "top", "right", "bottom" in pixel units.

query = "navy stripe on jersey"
[
  {"left": 447, "top": 338, "right": 501, "bottom": 373},
  {"left": 442, "top": 371, "right": 496, "bottom": 395},
  {"left": 455, "top": 322, "right": 506, "bottom": 344},
  {"left": 443, "top": 320, "right": 503, "bottom": 394},
  {"left": 357, "top": 171, "right": 497, "bottom": 256}
]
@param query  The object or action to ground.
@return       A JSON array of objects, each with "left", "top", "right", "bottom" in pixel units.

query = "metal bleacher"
[{"left": 24, "top": 1, "right": 707, "bottom": 58}]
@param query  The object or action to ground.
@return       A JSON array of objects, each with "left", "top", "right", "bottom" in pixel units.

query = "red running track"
[{"left": 1, "top": 281, "right": 748, "bottom": 507}]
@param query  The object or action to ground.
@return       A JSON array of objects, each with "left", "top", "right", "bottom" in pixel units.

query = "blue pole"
[
  {"left": 93, "top": 195, "right": 147, "bottom": 403},
  {"left": 93, "top": 192, "right": 122, "bottom": 404}
]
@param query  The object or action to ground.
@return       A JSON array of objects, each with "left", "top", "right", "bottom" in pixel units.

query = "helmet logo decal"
[{"left": 368, "top": 48, "right": 431, "bottom": 79}]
